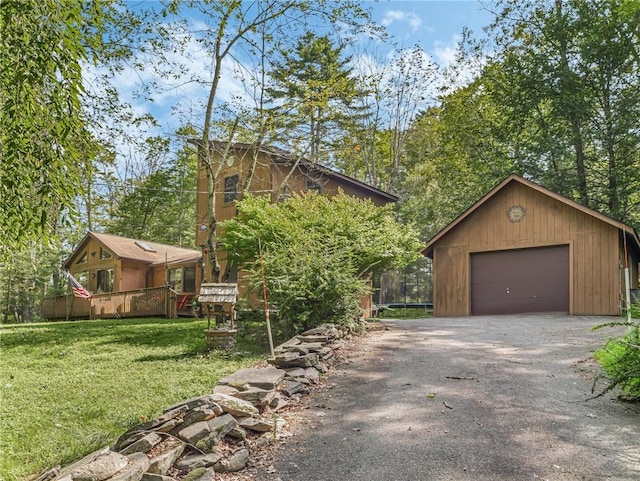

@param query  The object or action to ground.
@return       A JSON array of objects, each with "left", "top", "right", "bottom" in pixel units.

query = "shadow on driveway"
[{"left": 259, "top": 315, "right": 640, "bottom": 481}]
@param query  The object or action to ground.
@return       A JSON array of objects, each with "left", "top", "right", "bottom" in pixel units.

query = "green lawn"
[
  {"left": 378, "top": 306, "right": 433, "bottom": 319},
  {"left": 0, "top": 317, "right": 263, "bottom": 481}
]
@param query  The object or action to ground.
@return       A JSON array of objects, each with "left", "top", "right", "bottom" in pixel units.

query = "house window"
[
  {"left": 75, "top": 271, "right": 89, "bottom": 289},
  {"left": 169, "top": 268, "right": 182, "bottom": 292},
  {"left": 96, "top": 268, "right": 114, "bottom": 293},
  {"left": 224, "top": 174, "right": 240, "bottom": 203},
  {"left": 169, "top": 267, "right": 196, "bottom": 293},
  {"left": 100, "top": 248, "right": 112, "bottom": 260},
  {"left": 183, "top": 267, "right": 196, "bottom": 293},
  {"left": 306, "top": 179, "right": 322, "bottom": 193},
  {"left": 76, "top": 252, "right": 87, "bottom": 264}
]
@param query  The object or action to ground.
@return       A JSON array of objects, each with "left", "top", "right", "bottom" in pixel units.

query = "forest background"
[{"left": 1, "top": 0, "right": 639, "bottom": 322}]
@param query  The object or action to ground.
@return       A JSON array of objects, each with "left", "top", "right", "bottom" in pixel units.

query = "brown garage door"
[{"left": 471, "top": 245, "right": 569, "bottom": 315}]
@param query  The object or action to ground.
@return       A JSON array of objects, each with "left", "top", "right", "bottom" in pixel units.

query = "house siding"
[
  {"left": 432, "top": 181, "right": 621, "bottom": 317},
  {"left": 196, "top": 144, "right": 396, "bottom": 283}
]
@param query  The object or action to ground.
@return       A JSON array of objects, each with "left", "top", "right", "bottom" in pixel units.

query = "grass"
[
  {"left": 0, "top": 317, "right": 263, "bottom": 481},
  {"left": 378, "top": 306, "right": 433, "bottom": 319}
]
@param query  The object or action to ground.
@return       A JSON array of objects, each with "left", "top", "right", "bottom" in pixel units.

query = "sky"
[
  {"left": 369, "top": 1, "right": 494, "bottom": 64},
  {"left": 99, "top": 1, "right": 497, "bottom": 166}
]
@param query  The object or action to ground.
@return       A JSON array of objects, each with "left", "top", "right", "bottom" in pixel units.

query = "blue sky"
[
  {"left": 370, "top": 1, "right": 494, "bottom": 61},
  {"left": 96, "top": 1, "right": 496, "bottom": 164}
]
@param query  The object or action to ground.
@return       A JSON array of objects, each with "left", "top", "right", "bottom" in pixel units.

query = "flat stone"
[
  {"left": 226, "top": 426, "right": 247, "bottom": 440},
  {"left": 274, "top": 337, "right": 301, "bottom": 353},
  {"left": 304, "top": 367, "right": 320, "bottom": 384},
  {"left": 291, "top": 376, "right": 311, "bottom": 385},
  {"left": 60, "top": 449, "right": 129, "bottom": 481},
  {"left": 183, "top": 467, "right": 215, "bottom": 481},
  {"left": 182, "top": 406, "right": 220, "bottom": 427},
  {"left": 269, "top": 395, "right": 289, "bottom": 412},
  {"left": 238, "top": 417, "right": 274, "bottom": 433},
  {"left": 213, "top": 385, "right": 239, "bottom": 396},
  {"left": 296, "top": 334, "right": 328, "bottom": 343},
  {"left": 113, "top": 432, "right": 147, "bottom": 453},
  {"left": 284, "top": 368, "right": 306, "bottom": 378},
  {"left": 123, "top": 406, "right": 188, "bottom": 437},
  {"left": 296, "top": 342, "right": 325, "bottom": 352},
  {"left": 141, "top": 474, "right": 176, "bottom": 481},
  {"left": 301, "top": 326, "right": 330, "bottom": 336},
  {"left": 282, "top": 380, "right": 307, "bottom": 397},
  {"left": 232, "top": 387, "right": 271, "bottom": 405},
  {"left": 210, "top": 393, "right": 259, "bottom": 417},
  {"left": 218, "top": 368, "right": 286, "bottom": 391},
  {"left": 108, "top": 453, "right": 150, "bottom": 481},
  {"left": 163, "top": 395, "right": 218, "bottom": 414},
  {"left": 155, "top": 418, "right": 182, "bottom": 433},
  {"left": 147, "top": 441, "right": 185, "bottom": 475},
  {"left": 174, "top": 452, "right": 224, "bottom": 471},
  {"left": 269, "top": 352, "right": 300, "bottom": 365},
  {"left": 208, "top": 413, "right": 238, "bottom": 438},
  {"left": 289, "top": 345, "right": 309, "bottom": 355},
  {"left": 119, "top": 432, "right": 162, "bottom": 455},
  {"left": 262, "top": 390, "right": 278, "bottom": 406},
  {"left": 275, "top": 353, "right": 319, "bottom": 368},
  {"left": 176, "top": 421, "right": 210, "bottom": 444},
  {"left": 213, "top": 448, "right": 250, "bottom": 473}
]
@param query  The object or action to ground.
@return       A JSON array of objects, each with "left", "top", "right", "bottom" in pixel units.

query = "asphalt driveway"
[{"left": 258, "top": 315, "right": 640, "bottom": 481}]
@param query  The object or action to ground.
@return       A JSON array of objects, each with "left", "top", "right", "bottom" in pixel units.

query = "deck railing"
[{"left": 40, "top": 287, "right": 178, "bottom": 320}]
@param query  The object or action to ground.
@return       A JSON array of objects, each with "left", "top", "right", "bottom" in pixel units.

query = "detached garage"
[{"left": 423, "top": 174, "right": 640, "bottom": 317}]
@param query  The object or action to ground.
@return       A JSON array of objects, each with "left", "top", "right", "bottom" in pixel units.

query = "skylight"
[{"left": 135, "top": 241, "right": 157, "bottom": 253}]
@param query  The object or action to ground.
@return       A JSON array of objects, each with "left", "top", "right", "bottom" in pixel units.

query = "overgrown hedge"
[{"left": 220, "top": 192, "right": 422, "bottom": 333}]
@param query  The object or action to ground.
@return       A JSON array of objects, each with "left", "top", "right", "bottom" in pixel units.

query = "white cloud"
[
  {"left": 433, "top": 36, "right": 460, "bottom": 67},
  {"left": 381, "top": 10, "right": 423, "bottom": 32}
]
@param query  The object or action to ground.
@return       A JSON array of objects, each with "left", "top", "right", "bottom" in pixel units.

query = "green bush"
[
  {"left": 594, "top": 321, "right": 640, "bottom": 400},
  {"left": 220, "top": 192, "right": 422, "bottom": 332}
]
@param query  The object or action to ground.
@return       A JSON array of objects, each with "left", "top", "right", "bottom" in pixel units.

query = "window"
[
  {"left": 76, "top": 252, "right": 87, "bottom": 264},
  {"left": 224, "top": 174, "right": 240, "bottom": 203},
  {"left": 96, "top": 268, "right": 114, "bottom": 293},
  {"left": 169, "top": 268, "right": 183, "bottom": 292},
  {"left": 183, "top": 267, "right": 196, "bottom": 293},
  {"left": 100, "top": 247, "right": 112, "bottom": 260},
  {"left": 306, "top": 179, "right": 322, "bottom": 193},
  {"left": 169, "top": 267, "right": 196, "bottom": 293},
  {"left": 75, "top": 271, "right": 89, "bottom": 288}
]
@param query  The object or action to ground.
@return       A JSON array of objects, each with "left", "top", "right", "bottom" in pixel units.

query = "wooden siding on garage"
[{"left": 432, "top": 180, "right": 620, "bottom": 317}]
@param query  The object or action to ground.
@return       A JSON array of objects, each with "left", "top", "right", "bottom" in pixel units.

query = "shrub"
[
  {"left": 593, "top": 320, "right": 640, "bottom": 400},
  {"left": 220, "top": 192, "right": 422, "bottom": 332}
]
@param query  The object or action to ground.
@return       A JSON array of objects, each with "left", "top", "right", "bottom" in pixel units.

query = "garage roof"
[{"left": 423, "top": 174, "right": 640, "bottom": 258}]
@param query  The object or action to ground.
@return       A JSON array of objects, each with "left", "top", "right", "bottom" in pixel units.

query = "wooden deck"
[{"left": 40, "top": 287, "right": 180, "bottom": 320}]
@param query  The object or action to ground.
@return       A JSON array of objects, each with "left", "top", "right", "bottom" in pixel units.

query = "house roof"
[
  {"left": 192, "top": 140, "right": 398, "bottom": 203},
  {"left": 64, "top": 232, "right": 201, "bottom": 269},
  {"left": 423, "top": 174, "right": 640, "bottom": 258}
]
